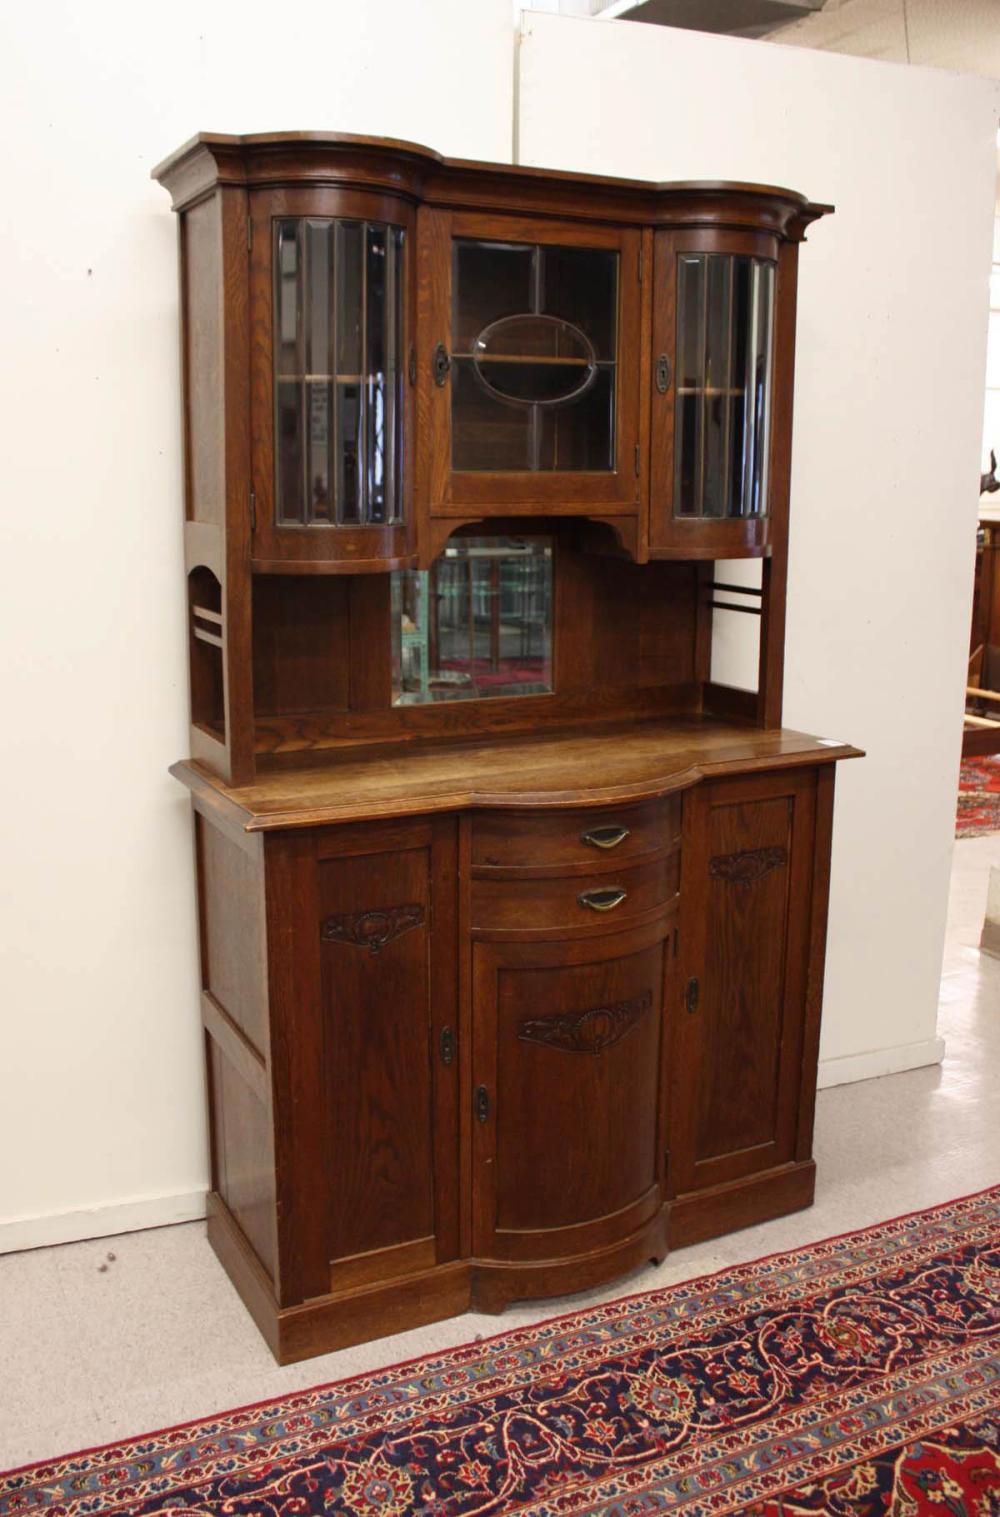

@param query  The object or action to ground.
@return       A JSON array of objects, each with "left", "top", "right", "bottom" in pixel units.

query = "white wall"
[
  {"left": 0, "top": 0, "right": 514, "bottom": 1252},
  {"left": 2, "top": 0, "right": 994, "bottom": 1254},
  {"left": 771, "top": 0, "right": 1000, "bottom": 76},
  {"left": 519, "top": 11, "right": 999, "bottom": 1084}
]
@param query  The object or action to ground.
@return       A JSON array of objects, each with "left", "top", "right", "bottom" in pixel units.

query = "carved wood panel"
[
  {"left": 708, "top": 845, "right": 788, "bottom": 887},
  {"left": 320, "top": 903, "right": 424, "bottom": 954},
  {"left": 518, "top": 989, "right": 652, "bottom": 1054}
]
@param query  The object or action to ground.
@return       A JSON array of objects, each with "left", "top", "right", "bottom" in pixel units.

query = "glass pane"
[
  {"left": 542, "top": 246, "right": 617, "bottom": 360},
  {"left": 338, "top": 383, "right": 361, "bottom": 524},
  {"left": 452, "top": 359, "right": 532, "bottom": 472},
  {"left": 703, "top": 256, "right": 732, "bottom": 518},
  {"left": 336, "top": 222, "right": 363, "bottom": 377},
  {"left": 674, "top": 251, "right": 775, "bottom": 520},
  {"left": 273, "top": 217, "right": 404, "bottom": 528},
  {"left": 675, "top": 256, "right": 706, "bottom": 515},
  {"left": 473, "top": 314, "right": 596, "bottom": 404},
  {"left": 727, "top": 258, "right": 751, "bottom": 518},
  {"left": 453, "top": 241, "right": 533, "bottom": 352},
  {"left": 539, "top": 364, "right": 614, "bottom": 471},
  {"left": 391, "top": 538, "right": 553, "bottom": 704},
  {"left": 275, "top": 221, "right": 304, "bottom": 523},
  {"left": 452, "top": 238, "right": 618, "bottom": 473},
  {"left": 750, "top": 260, "right": 775, "bottom": 517},
  {"left": 365, "top": 225, "right": 387, "bottom": 524}
]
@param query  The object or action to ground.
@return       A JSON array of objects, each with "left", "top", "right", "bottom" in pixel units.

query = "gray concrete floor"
[{"left": 2, "top": 836, "right": 998, "bottom": 1471}]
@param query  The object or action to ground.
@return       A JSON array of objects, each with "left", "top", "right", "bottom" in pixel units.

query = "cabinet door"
[
  {"left": 472, "top": 920, "right": 671, "bottom": 1263},
  {"left": 649, "top": 229, "right": 781, "bottom": 559},
  {"left": 249, "top": 187, "right": 415, "bottom": 570},
  {"left": 269, "top": 816, "right": 459, "bottom": 1304},
  {"left": 418, "top": 210, "right": 644, "bottom": 520},
  {"left": 670, "top": 771, "right": 818, "bottom": 1197}
]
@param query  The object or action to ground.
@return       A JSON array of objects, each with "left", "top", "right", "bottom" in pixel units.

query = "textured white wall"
[
  {"left": 0, "top": 0, "right": 514, "bottom": 1251},
  {"left": 518, "top": 11, "right": 999, "bottom": 1083}
]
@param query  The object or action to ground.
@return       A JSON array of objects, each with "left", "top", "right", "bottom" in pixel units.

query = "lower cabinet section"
[{"left": 193, "top": 763, "right": 837, "bottom": 1362}]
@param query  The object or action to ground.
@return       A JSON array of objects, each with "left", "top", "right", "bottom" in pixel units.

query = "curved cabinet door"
[
  {"left": 471, "top": 918, "right": 671, "bottom": 1264},
  {"left": 249, "top": 187, "right": 416, "bottom": 571},
  {"left": 418, "top": 210, "right": 644, "bottom": 528},
  {"left": 649, "top": 228, "right": 790, "bottom": 560}
]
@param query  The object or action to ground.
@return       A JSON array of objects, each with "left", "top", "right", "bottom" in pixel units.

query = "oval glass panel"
[{"left": 473, "top": 313, "right": 596, "bottom": 407}]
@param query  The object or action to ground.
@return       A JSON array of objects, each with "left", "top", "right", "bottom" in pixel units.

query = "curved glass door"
[
  {"left": 451, "top": 239, "right": 618, "bottom": 473},
  {"left": 274, "top": 218, "right": 405, "bottom": 526},
  {"left": 674, "top": 253, "right": 775, "bottom": 519}
]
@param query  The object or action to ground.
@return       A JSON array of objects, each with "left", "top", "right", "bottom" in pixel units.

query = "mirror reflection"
[{"left": 391, "top": 538, "right": 553, "bottom": 704}]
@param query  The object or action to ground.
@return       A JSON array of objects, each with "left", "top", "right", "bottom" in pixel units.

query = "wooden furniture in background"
[
  {"left": 965, "top": 517, "right": 1000, "bottom": 757},
  {"left": 154, "top": 132, "right": 861, "bottom": 1363}
]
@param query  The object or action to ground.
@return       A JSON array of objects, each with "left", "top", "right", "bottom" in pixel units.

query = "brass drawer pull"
[
  {"left": 580, "top": 824, "right": 630, "bottom": 851},
  {"left": 579, "top": 885, "right": 627, "bottom": 913}
]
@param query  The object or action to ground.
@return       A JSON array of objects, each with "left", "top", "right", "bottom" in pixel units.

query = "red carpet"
[
  {"left": 2, "top": 1187, "right": 999, "bottom": 1514},
  {"left": 958, "top": 756, "right": 1000, "bottom": 838}
]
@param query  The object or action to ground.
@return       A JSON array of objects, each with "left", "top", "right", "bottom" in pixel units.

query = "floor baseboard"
[
  {"left": 0, "top": 1189, "right": 208, "bottom": 1255},
  {"left": 817, "top": 1036, "right": 946, "bottom": 1090}
]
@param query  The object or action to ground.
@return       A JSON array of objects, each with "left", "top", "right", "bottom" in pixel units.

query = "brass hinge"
[
  {"left": 634, "top": 442, "right": 641, "bottom": 477},
  {"left": 247, "top": 216, "right": 253, "bottom": 252},
  {"left": 249, "top": 488, "right": 257, "bottom": 532}
]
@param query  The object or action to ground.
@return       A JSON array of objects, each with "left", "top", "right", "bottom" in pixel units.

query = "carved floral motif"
[
  {"left": 709, "top": 846, "right": 788, "bottom": 887},
  {"left": 518, "top": 990, "right": 652, "bottom": 1055},
  {"left": 320, "top": 904, "right": 424, "bottom": 955}
]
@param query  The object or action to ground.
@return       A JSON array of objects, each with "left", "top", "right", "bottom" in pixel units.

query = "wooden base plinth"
[
  {"left": 207, "top": 1164, "right": 816, "bottom": 1364},
  {"left": 668, "top": 1160, "right": 816, "bottom": 1250}
]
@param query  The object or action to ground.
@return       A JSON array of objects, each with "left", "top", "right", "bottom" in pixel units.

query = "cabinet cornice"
[{"left": 152, "top": 131, "right": 831, "bottom": 240}]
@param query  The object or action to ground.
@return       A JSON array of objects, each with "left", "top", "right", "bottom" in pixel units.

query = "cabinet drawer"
[
  {"left": 472, "top": 796, "right": 681, "bottom": 873},
  {"left": 471, "top": 851, "right": 679, "bottom": 936}
]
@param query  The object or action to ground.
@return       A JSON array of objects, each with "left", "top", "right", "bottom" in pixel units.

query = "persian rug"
[
  {"left": 3, "top": 1189, "right": 1000, "bottom": 1516},
  {"left": 958, "top": 755, "right": 1000, "bottom": 838}
]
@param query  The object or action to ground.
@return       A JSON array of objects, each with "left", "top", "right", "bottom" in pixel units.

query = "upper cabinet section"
[{"left": 153, "top": 132, "right": 830, "bottom": 572}]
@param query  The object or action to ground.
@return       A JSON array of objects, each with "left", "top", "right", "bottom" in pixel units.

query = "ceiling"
[{"left": 594, "top": 0, "right": 828, "bottom": 39}]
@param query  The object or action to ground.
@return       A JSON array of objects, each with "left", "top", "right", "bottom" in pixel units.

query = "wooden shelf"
[
  {"left": 677, "top": 386, "right": 746, "bottom": 396},
  {"left": 276, "top": 373, "right": 365, "bottom": 383}
]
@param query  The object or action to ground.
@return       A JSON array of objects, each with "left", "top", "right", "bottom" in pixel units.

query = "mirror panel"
[{"left": 391, "top": 538, "right": 553, "bottom": 704}]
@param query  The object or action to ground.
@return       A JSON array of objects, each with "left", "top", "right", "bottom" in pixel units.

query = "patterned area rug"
[
  {"left": 2, "top": 1189, "right": 999, "bottom": 1515},
  {"left": 958, "top": 756, "right": 1000, "bottom": 838}
]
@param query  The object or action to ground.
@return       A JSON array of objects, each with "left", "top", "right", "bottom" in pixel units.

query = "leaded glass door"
[
  {"left": 650, "top": 230, "right": 781, "bottom": 558},
  {"left": 419, "top": 211, "right": 644, "bottom": 520},
  {"left": 250, "top": 188, "right": 415, "bottom": 569}
]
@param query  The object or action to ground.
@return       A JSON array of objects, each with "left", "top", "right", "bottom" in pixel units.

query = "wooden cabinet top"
[
  {"left": 172, "top": 717, "right": 862, "bottom": 833},
  {"left": 152, "top": 131, "right": 830, "bottom": 238}
]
